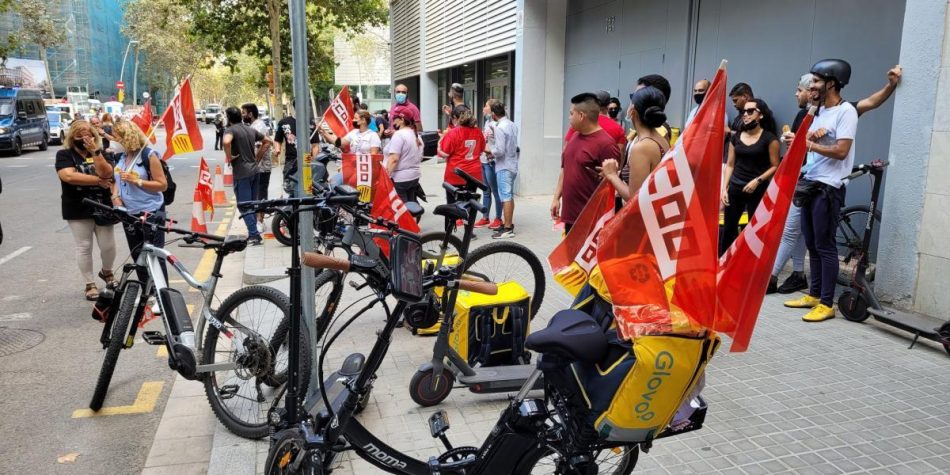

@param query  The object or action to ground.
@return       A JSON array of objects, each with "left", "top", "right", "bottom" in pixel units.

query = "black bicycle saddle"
[
  {"left": 433, "top": 203, "right": 468, "bottom": 221},
  {"left": 525, "top": 310, "right": 608, "bottom": 364}
]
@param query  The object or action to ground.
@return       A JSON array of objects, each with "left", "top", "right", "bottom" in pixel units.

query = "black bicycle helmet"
[{"left": 810, "top": 59, "right": 851, "bottom": 89}]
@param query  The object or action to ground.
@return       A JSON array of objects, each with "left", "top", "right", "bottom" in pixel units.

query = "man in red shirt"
[
  {"left": 552, "top": 93, "right": 622, "bottom": 232},
  {"left": 387, "top": 83, "right": 423, "bottom": 135},
  {"left": 564, "top": 90, "right": 626, "bottom": 148}
]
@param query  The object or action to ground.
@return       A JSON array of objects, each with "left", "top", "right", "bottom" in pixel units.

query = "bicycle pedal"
[
  {"left": 141, "top": 331, "right": 166, "bottom": 345},
  {"left": 428, "top": 410, "right": 450, "bottom": 438},
  {"left": 219, "top": 384, "right": 239, "bottom": 400}
]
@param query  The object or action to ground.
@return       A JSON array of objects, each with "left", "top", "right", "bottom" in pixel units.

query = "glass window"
[
  {"left": 0, "top": 100, "right": 13, "bottom": 116},
  {"left": 25, "top": 100, "right": 36, "bottom": 115},
  {"left": 486, "top": 57, "right": 509, "bottom": 80},
  {"left": 462, "top": 64, "right": 476, "bottom": 84}
]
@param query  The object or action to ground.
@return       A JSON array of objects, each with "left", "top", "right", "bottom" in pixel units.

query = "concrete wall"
[{"left": 879, "top": 0, "right": 950, "bottom": 313}]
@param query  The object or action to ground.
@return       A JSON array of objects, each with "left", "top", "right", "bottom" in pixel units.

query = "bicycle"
[
  {"left": 262, "top": 220, "right": 708, "bottom": 474},
  {"left": 82, "top": 199, "right": 297, "bottom": 439}
]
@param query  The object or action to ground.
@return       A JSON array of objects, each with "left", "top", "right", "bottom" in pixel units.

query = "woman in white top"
[
  {"left": 385, "top": 111, "right": 423, "bottom": 207},
  {"left": 319, "top": 110, "right": 381, "bottom": 154}
]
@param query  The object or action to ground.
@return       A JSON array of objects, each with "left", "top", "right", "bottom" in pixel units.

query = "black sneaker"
[
  {"left": 248, "top": 236, "right": 263, "bottom": 246},
  {"left": 777, "top": 271, "right": 808, "bottom": 294},
  {"left": 766, "top": 275, "right": 778, "bottom": 294},
  {"left": 492, "top": 226, "right": 515, "bottom": 239}
]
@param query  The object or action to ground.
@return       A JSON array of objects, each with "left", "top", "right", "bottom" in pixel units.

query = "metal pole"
[
  {"left": 288, "top": 0, "right": 317, "bottom": 415},
  {"left": 132, "top": 47, "right": 140, "bottom": 106},
  {"left": 118, "top": 40, "right": 138, "bottom": 104}
]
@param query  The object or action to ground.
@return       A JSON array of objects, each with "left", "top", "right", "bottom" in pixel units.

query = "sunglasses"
[{"left": 741, "top": 108, "right": 760, "bottom": 115}]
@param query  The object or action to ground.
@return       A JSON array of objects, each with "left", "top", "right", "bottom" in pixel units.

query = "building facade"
[
  {"left": 334, "top": 25, "right": 394, "bottom": 112},
  {"left": 391, "top": 0, "right": 950, "bottom": 325}
]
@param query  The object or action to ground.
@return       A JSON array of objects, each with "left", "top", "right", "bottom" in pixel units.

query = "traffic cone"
[
  {"left": 191, "top": 188, "right": 208, "bottom": 233},
  {"left": 222, "top": 162, "right": 233, "bottom": 187},
  {"left": 213, "top": 165, "right": 232, "bottom": 207}
]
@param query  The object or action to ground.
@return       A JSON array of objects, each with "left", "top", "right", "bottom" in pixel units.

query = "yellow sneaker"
[
  {"left": 784, "top": 295, "right": 820, "bottom": 308},
  {"left": 803, "top": 304, "right": 836, "bottom": 322}
]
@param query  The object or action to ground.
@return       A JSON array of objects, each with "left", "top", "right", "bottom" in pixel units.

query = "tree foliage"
[
  {"left": 191, "top": 54, "right": 266, "bottom": 107},
  {"left": 123, "top": 0, "right": 211, "bottom": 87},
  {"left": 179, "top": 0, "right": 387, "bottom": 102}
]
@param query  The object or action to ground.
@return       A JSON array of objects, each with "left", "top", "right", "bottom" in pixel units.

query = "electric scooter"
[{"left": 837, "top": 160, "right": 950, "bottom": 356}]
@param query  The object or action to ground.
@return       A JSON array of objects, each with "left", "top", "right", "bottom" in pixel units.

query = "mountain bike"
[{"left": 82, "top": 199, "right": 296, "bottom": 439}]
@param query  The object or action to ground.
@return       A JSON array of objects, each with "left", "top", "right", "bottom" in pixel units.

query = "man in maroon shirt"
[
  {"left": 551, "top": 93, "right": 622, "bottom": 233},
  {"left": 564, "top": 90, "right": 626, "bottom": 148}
]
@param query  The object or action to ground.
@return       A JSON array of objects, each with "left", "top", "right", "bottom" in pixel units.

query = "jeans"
[
  {"left": 771, "top": 204, "right": 806, "bottom": 276},
  {"left": 234, "top": 175, "right": 261, "bottom": 239},
  {"left": 256, "top": 171, "right": 271, "bottom": 200},
  {"left": 801, "top": 185, "right": 845, "bottom": 306},
  {"left": 480, "top": 162, "right": 502, "bottom": 220},
  {"left": 123, "top": 209, "right": 167, "bottom": 283},
  {"left": 720, "top": 182, "right": 766, "bottom": 256},
  {"left": 496, "top": 169, "right": 517, "bottom": 202}
]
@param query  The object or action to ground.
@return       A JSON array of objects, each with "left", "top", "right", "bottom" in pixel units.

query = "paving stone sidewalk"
[{"left": 158, "top": 160, "right": 950, "bottom": 474}]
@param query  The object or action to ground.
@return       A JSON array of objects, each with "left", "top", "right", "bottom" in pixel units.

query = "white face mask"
[{"left": 112, "top": 142, "right": 126, "bottom": 155}]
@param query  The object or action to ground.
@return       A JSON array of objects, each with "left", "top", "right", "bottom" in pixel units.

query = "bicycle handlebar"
[
  {"left": 302, "top": 252, "right": 351, "bottom": 272},
  {"left": 453, "top": 167, "right": 488, "bottom": 192},
  {"left": 458, "top": 279, "right": 498, "bottom": 295},
  {"left": 847, "top": 160, "right": 890, "bottom": 180},
  {"left": 82, "top": 198, "right": 225, "bottom": 242}
]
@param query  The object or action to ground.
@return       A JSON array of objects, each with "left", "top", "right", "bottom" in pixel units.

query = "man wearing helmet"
[{"left": 784, "top": 59, "right": 858, "bottom": 323}]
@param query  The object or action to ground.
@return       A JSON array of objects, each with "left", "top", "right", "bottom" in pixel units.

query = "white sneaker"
[{"left": 258, "top": 220, "right": 269, "bottom": 234}]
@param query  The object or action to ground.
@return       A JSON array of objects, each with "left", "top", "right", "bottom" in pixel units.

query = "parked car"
[
  {"left": 197, "top": 109, "right": 205, "bottom": 122},
  {"left": 0, "top": 87, "right": 50, "bottom": 155},
  {"left": 47, "top": 110, "right": 66, "bottom": 145},
  {"left": 204, "top": 103, "right": 221, "bottom": 124}
]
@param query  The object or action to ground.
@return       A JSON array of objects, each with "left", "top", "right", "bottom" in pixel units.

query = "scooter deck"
[
  {"left": 868, "top": 307, "right": 944, "bottom": 339},
  {"left": 457, "top": 365, "right": 543, "bottom": 393},
  {"left": 304, "top": 370, "right": 351, "bottom": 416}
]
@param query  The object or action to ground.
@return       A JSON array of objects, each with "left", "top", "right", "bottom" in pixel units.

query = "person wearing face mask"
[
  {"left": 606, "top": 97, "right": 623, "bottom": 123},
  {"left": 564, "top": 90, "right": 627, "bottom": 150},
  {"left": 388, "top": 83, "right": 422, "bottom": 136},
  {"left": 319, "top": 110, "right": 382, "bottom": 155},
  {"left": 720, "top": 98, "right": 780, "bottom": 256},
  {"left": 475, "top": 99, "right": 503, "bottom": 230},
  {"left": 441, "top": 83, "right": 466, "bottom": 129},
  {"left": 683, "top": 79, "right": 730, "bottom": 132},
  {"left": 600, "top": 86, "right": 669, "bottom": 202},
  {"left": 385, "top": 111, "right": 424, "bottom": 208}
]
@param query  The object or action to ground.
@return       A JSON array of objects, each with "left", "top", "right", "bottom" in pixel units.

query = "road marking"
[
  {"left": 71, "top": 381, "right": 165, "bottom": 418},
  {"left": 0, "top": 246, "right": 31, "bottom": 266},
  {"left": 13, "top": 156, "right": 33, "bottom": 160},
  {"left": 5, "top": 164, "right": 28, "bottom": 168},
  {"left": 1, "top": 295, "right": 23, "bottom": 302},
  {"left": 0, "top": 312, "right": 31, "bottom": 322}
]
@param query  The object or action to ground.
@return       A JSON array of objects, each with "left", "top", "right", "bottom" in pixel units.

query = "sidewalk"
[{"left": 151, "top": 161, "right": 950, "bottom": 474}]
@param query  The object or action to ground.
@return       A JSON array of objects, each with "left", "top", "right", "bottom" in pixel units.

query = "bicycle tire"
[
  {"left": 266, "top": 270, "right": 344, "bottom": 388},
  {"left": 836, "top": 205, "right": 881, "bottom": 285},
  {"left": 272, "top": 213, "right": 292, "bottom": 247},
  {"left": 265, "top": 427, "right": 317, "bottom": 474},
  {"left": 90, "top": 281, "right": 141, "bottom": 411},
  {"left": 419, "top": 231, "right": 464, "bottom": 261},
  {"left": 512, "top": 444, "right": 638, "bottom": 475},
  {"left": 203, "top": 285, "right": 303, "bottom": 439},
  {"left": 463, "top": 241, "right": 546, "bottom": 319}
]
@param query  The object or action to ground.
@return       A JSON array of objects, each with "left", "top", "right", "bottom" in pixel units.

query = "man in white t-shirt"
[{"left": 784, "top": 59, "right": 858, "bottom": 323}]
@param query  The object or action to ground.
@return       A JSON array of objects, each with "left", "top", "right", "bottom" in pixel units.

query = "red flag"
[
  {"left": 197, "top": 157, "right": 215, "bottom": 219},
  {"left": 160, "top": 78, "right": 204, "bottom": 160},
  {"left": 548, "top": 181, "right": 616, "bottom": 296},
  {"left": 321, "top": 87, "right": 354, "bottom": 139},
  {"left": 596, "top": 62, "right": 728, "bottom": 339},
  {"left": 341, "top": 153, "right": 420, "bottom": 256},
  {"left": 131, "top": 98, "right": 156, "bottom": 144},
  {"left": 716, "top": 108, "right": 816, "bottom": 352}
]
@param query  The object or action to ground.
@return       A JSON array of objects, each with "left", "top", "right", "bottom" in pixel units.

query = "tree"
[
  {"left": 123, "top": 0, "right": 210, "bottom": 91},
  {"left": 179, "top": 0, "right": 387, "bottom": 117},
  {"left": 0, "top": 0, "right": 17, "bottom": 64},
  {"left": 15, "top": 0, "right": 66, "bottom": 93},
  {"left": 191, "top": 54, "right": 266, "bottom": 108}
]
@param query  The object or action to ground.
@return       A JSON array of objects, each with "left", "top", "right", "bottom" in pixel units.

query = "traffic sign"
[{"left": 116, "top": 81, "right": 125, "bottom": 89}]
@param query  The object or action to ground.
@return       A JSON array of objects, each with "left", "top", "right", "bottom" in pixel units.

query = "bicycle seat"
[
  {"left": 434, "top": 203, "right": 468, "bottom": 221},
  {"left": 406, "top": 201, "right": 424, "bottom": 220},
  {"left": 208, "top": 236, "right": 247, "bottom": 253},
  {"left": 333, "top": 185, "right": 359, "bottom": 197},
  {"left": 525, "top": 310, "right": 607, "bottom": 364}
]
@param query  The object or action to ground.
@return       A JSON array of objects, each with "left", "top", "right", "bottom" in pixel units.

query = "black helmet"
[{"left": 810, "top": 59, "right": 851, "bottom": 89}]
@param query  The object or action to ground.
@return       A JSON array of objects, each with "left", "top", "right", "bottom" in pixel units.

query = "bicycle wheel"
[
  {"left": 513, "top": 445, "right": 638, "bottom": 474},
  {"left": 419, "top": 231, "right": 464, "bottom": 261},
  {"left": 203, "top": 285, "right": 303, "bottom": 439},
  {"left": 463, "top": 241, "right": 546, "bottom": 318},
  {"left": 265, "top": 427, "right": 318, "bottom": 474},
  {"left": 265, "top": 270, "right": 344, "bottom": 388},
  {"left": 90, "top": 281, "right": 141, "bottom": 411},
  {"left": 272, "top": 213, "right": 292, "bottom": 247},
  {"left": 836, "top": 205, "right": 881, "bottom": 285}
]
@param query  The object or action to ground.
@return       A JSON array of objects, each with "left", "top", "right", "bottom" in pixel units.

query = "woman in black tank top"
[
  {"left": 720, "top": 98, "right": 780, "bottom": 255},
  {"left": 601, "top": 86, "right": 669, "bottom": 202}
]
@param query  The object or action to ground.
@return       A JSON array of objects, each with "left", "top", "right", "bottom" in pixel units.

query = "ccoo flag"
[
  {"left": 160, "top": 78, "right": 204, "bottom": 160},
  {"left": 548, "top": 181, "right": 616, "bottom": 296},
  {"left": 341, "top": 153, "right": 420, "bottom": 256},
  {"left": 716, "top": 107, "right": 816, "bottom": 352},
  {"left": 131, "top": 98, "right": 156, "bottom": 144},
  {"left": 321, "top": 87, "right": 354, "bottom": 140},
  {"left": 197, "top": 157, "right": 215, "bottom": 219},
  {"left": 595, "top": 61, "right": 728, "bottom": 340}
]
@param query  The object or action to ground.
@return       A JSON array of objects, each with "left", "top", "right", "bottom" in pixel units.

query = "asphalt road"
[{"left": 0, "top": 123, "right": 234, "bottom": 473}]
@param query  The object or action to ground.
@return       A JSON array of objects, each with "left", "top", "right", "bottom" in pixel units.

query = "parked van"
[
  {"left": 47, "top": 110, "right": 66, "bottom": 145},
  {"left": 0, "top": 88, "right": 49, "bottom": 155},
  {"left": 204, "top": 103, "right": 221, "bottom": 124}
]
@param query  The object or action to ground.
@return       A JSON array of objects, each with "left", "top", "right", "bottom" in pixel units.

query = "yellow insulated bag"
[{"left": 449, "top": 281, "right": 532, "bottom": 367}]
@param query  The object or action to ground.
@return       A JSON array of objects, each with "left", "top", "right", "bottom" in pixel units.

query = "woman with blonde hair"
[
  {"left": 110, "top": 120, "right": 168, "bottom": 281},
  {"left": 55, "top": 120, "right": 119, "bottom": 300}
]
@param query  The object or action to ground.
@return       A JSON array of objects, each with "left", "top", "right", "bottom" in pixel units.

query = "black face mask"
[
  {"left": 607, "top": 108, "right": 620, "bottom": 119},
  {"left": 694, "top": 93, "right": 706, "bottom": 105},
  {"left": 353, "top": 120, "right": 360, "bottom": 128},
  {"left": 741, "top": 119, "right": 759, "bottom": 131},
  {"left": 242, "top": 116, "right": 252, "bottom": 124}
]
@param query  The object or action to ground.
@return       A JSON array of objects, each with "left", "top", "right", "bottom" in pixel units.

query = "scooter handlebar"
[
  {"left": 302, "top": 252, "right": 350, "bottom": 272},
  {"left": 457, "top": 279, "right": 498, "bottom": 295}
]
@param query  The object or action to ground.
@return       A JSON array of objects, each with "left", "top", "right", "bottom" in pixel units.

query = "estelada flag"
[
  {"left": 548, "top": 181, "right": 616, "bottom": 296},
  {"left": 341, "top": 153, "right": 420, "bottom": 255},
  {"left": 197, "top": 157, "right": 214, "bottom": 219},
  {"left": 131, "top": 98, "right": 156, "bottom": 144},
  {"left": 596, "top": 61, "right": 728, "bottom": 340},
  {"left": 321, "top": 87, "right": 354, "bottom": 139},
  {"left": 716, "top": 107, "right": 816, "bottom": 352},
  {"left": 160, "top": 78, "right": 203, "bottom": 160}
]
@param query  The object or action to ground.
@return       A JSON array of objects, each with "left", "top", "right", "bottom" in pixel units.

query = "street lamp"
[{"left": 119, "top": 40, "right": 139, "bottom": 103}]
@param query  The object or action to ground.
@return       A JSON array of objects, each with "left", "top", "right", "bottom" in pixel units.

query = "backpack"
[{"left": 140, "top": 147, "right": 176, "bottom": 205}]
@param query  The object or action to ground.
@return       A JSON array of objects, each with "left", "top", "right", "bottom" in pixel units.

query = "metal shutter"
[
  {"left": 424, "top": 0, "right": 517, "bottom": 72},
  {"left": 392, "top": 0, "right": 422, "bottom": 80}
]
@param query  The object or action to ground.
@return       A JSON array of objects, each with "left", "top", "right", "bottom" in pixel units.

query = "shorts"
[{"left": 496, "top": 169, "right": 517, "bottom": 202}]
